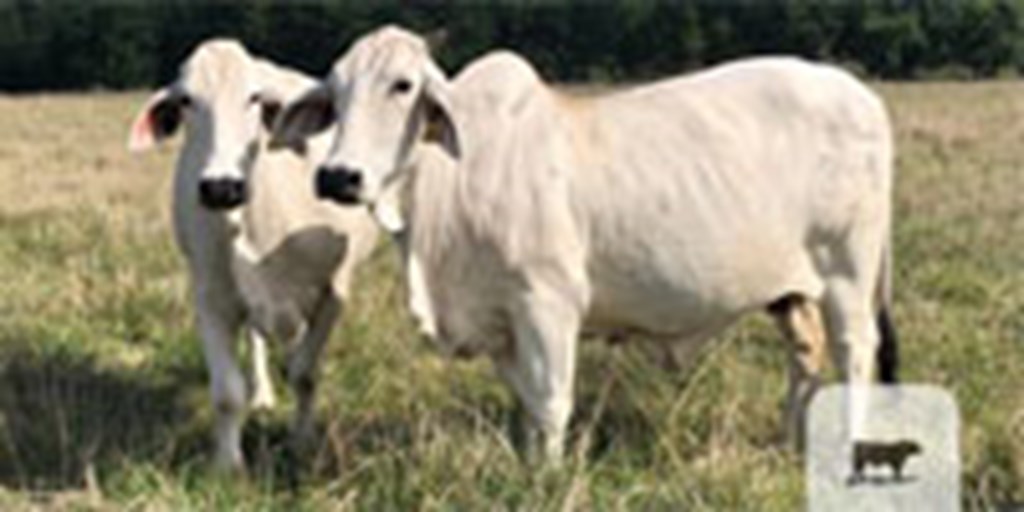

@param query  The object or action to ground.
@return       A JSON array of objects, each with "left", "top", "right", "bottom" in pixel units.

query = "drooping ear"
[
  {"left": 420, "top": 64, "right": 460, "bottom": 159},
  {"left": 127, "top": 87, "right": 186, "bottom": 152},
  {"left": 268, "top": 84, "right": 335, "bottom": 154},
  {"left": 257, "top": 94, "right": 283, "bottom": 132}
]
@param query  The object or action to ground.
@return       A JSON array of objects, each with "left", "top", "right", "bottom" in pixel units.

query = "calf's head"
[
  {"left": 271, "top": 25, "right": 459, "bottom": 208},
  {"left": 128, "top": 39, "right": 286, "bottom": 211}
]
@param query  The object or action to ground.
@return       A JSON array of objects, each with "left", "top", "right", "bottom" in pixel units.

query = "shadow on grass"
[
  {"left": 0, "top": 332, "right": 760, "bottom": 493},
  {"left": 0, "top": 338, "right": 352, "bottom": 493},
  {"left": 0, "top": 339, "right": 209, "bottom": 491},
  {"left": 0, "top": 331, "right": 442, "bottom": 494}
]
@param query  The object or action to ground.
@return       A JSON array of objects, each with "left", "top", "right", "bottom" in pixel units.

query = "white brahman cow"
[
  {"left": 272, "top": 26, "right": 898, "bottom": 462},
  {"left": 128, "top": 39, "right": 378, "bottom": 470}
]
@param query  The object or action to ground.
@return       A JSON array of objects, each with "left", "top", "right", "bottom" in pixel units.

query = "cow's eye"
[
  {"left": 390, "top": 78, "right": 413, "bottom": 95},
  {"left": 247, "top": 92, "right": 262, "bottom": 106}
]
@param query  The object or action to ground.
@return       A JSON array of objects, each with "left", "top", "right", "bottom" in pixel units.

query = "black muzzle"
[
  {"left": 198, "top": 178, "right": 247, "bottom": 210},
  {"left": 315, "top": 166, "right": 363, "bottom": 205}
]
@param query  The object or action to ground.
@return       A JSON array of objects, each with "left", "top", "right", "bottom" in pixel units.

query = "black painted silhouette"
[{"left": 848, "top": 439, "right": 923, "bottom": 485}]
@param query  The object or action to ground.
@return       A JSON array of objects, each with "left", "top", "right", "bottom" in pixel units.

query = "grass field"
[{"left": 0, "top": 83, "right": 1021, "bottom": 510}]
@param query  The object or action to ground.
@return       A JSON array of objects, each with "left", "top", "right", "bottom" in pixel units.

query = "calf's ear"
[
  {"left": 258, "top": 94, "right": 284, "bottom": 132},
  {"left": 127, "top": 87, "right": 186, "bottom": 152},
  {"left": 268, "top": 84, "right": 335, "bottom": 155}
]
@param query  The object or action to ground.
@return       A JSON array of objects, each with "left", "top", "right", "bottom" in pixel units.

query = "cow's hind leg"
[
  {"left": 821, "top": 226, "right": 886, "bottom": 442},
  {"left": 824, "top": 284, "right": 878, "bottom": 441},
  {"left": 768, "top": 294, "right": 828, "bottom": 450}
]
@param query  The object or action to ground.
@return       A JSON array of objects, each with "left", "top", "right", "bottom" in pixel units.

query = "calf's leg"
[
  {"left": 248, "top": 329, "right": 277, "bottom": 410},
  {"left": 196, "top": 291, "right": 247, "bottom": 471},
  {"left": 287, "top": 294, "right": 341, "bottom": 453}
]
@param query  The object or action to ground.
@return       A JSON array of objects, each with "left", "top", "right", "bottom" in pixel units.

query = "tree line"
[{"left": 1, "top": 0, "right": 1022, "bottom": 92}]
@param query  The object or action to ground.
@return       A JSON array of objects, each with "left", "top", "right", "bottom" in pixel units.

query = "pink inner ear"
[
  {"left": 128, "top": 105, "right": 157, "bottom": 149},
  {"left": 128, "top": 87, "right": 177, "bottom": 153},
  {"left": 127, "top": 108, "right": 157, "bottom": 152}
]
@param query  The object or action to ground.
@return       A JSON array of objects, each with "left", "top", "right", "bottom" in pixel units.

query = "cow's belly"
[
  {"left": 583, "top": 231, "right": 822, "bottom": 339},
  {"left": 584, "top": 275, "right": 758, "bottom": 342}
]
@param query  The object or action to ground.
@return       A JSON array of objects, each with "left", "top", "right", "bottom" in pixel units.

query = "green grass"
[{"left": 0, "top": 84, "right": 1021, "bottom": 510}]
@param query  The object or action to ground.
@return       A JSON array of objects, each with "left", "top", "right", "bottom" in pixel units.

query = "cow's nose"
[
  {"left": 315, "top": 165, "right": 363, "bottom": 205},
  {"left": 198, "top": 178, "right": 247, "bottom": 210}
]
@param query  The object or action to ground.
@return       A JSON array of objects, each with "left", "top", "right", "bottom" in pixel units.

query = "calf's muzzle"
[{"left": 198, "top": 178, "right": 247, "bottom": 210}]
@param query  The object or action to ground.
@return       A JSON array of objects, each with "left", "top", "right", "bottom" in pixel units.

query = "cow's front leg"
[
  {"left": 496, "top": 286, "right": 582, "bottom": 466},
  {"left": 195, "top": 290, "right": 246, "bottom": 471}
]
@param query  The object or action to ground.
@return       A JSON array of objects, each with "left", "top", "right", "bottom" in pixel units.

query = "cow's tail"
[{"left": 875, "top": 238, "right": 899, "bottom": 384}]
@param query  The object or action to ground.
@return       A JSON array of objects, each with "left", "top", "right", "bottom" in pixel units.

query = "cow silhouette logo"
[
  {"left": 848, "top": 439, "right": 923, "bottom": 485},
  {"left": 808, "top": 386, "right": 959, "bottom": 511}
]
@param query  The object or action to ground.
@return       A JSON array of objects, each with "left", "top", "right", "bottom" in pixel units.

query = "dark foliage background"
[{"left": 2, "top": 0, "right": 1022, "bottom": 91}]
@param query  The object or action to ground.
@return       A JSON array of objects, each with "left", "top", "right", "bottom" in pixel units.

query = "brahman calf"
[
  {"left": 273, "top": 26, "right": 898, "bottom": 462},
  {"left": 128, "top": 39, "right": 377, "bottom": 470}
]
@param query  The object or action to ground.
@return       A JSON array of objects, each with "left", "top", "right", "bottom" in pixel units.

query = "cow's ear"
[
  {"left": 269, "top": 84, "right": 334, "bottom": 155},
  {"left": 127, "top": 87, "right": 187, "bottom": 152},
  {"left": 421, "top": 64, "right": 460, "bottom": 159}
]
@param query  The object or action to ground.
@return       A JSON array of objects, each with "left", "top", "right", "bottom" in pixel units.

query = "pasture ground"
[{"left": 0, "top": 83, "right": 1021, "bottom": 510}]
